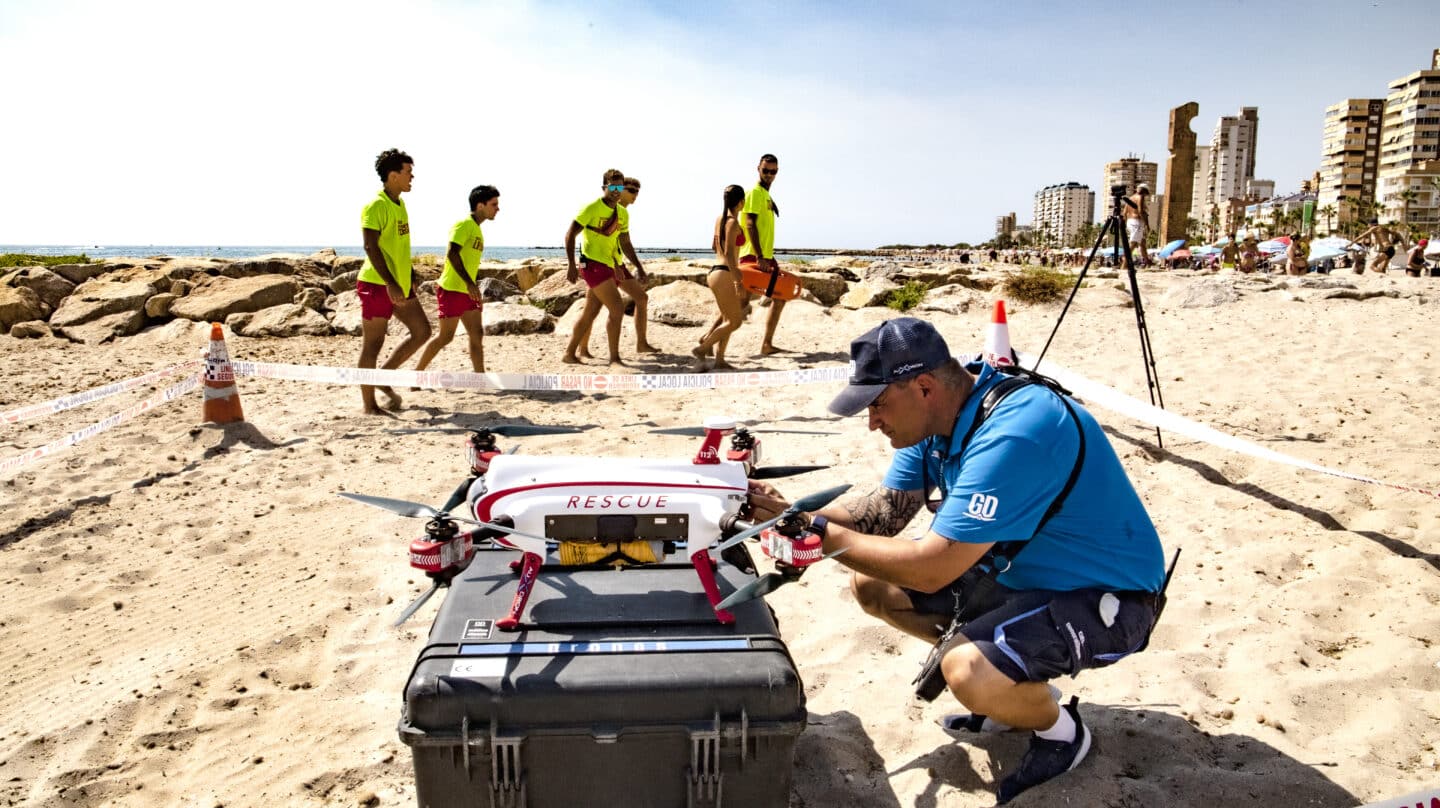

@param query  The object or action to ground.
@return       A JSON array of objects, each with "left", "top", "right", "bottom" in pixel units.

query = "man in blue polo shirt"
[{"left": 752, "top": 316, "right": 1165, "bottom": 803}]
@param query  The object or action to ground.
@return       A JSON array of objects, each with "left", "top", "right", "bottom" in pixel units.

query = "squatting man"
[{"left": 748, "top": 316, "right": 1168, "bottom": 803}]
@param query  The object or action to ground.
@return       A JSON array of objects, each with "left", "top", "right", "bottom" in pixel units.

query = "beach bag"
[{"left": 740, "top": 265, "right": 802, "bottom": 300}]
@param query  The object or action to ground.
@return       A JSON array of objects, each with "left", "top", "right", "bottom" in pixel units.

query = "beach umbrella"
[
  {"left": 1313, "top": 236, "right": 1351, "bottom": 251},
  {"left": 1171, "top": 248, "right": 1192, "bottom": 259},
  {"left": 1190, "top": 245, "right": 1220, "bottom": 256},
  {"left": 1307, "top": 245, "right": 1346, "bottom": 265},
  {"left": 1425, "top": 241, "right": 1439, "bottom": 257},
  {"left": 1152, "top": 237, "right": 1186, "bottom": 256},
  {"left": 1256, "top": 238, "right": 1288, "bottom": 255}
]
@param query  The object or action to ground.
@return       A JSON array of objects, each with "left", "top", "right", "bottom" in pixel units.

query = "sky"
[{"left": 1, "top": 0, "right": 1435, "bottom": 249}]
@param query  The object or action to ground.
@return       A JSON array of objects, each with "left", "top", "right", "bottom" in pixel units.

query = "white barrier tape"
[
  {"left": 1356, "top": 787, "right": 1440, "bottom": 808},
  {"left": 0, "top": 373, "right": 200, "bottom": 476},
  {"left": 1020, "top": 352, "right": 1440, "bottom": 500},
  {"left": 1, "top": 360, "right": 202, "bottom": 425},
  {"left": 230, "top": 361, "right": 852, "bottom": 392}
]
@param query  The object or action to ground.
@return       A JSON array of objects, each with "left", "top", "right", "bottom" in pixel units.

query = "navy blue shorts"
[{"left": 954, "top": 588, "right": 1157, "bottom": 683}]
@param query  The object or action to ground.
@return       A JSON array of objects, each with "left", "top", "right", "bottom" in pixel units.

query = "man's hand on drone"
[{"left": 746, "top": 479, "right": 791, "bottom": 523}]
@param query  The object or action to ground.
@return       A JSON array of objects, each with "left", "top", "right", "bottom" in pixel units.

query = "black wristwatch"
[{"left": 809, "top": 515, "right": 829, "bottom": 538}]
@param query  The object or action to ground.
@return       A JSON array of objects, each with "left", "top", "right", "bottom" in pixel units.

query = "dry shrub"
[{"left": 1001, "top": 267, "right": 1072, "bottom": 304}]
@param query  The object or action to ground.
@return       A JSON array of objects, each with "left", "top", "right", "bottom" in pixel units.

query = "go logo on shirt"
[{"left": 965, "top": 493, "right": 998, "bottom": 522}]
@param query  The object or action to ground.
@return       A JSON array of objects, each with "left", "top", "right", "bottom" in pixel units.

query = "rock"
[
  {"left": 329, "top": 270, "right": 359, "bottom": 294},
  {"left": 56, "top": 309, "right": 147, "bottom": 344},
  {"left": 171, "top": 279, "right": 194, "bottom": 296},
  {"left": 308, "top": 248, "right": 339, "bottom": 270},
  {"left": 49, "top": 262, "right": 110, "bottom": 285},
  {"left": 170, "top": 275, "right": 302, "bottom": 322},
  {"left": 1322, "top": 288, "right": 1401, "bottom": 301},
  {"left": 915, "top": 284, "right": 983, "bottom": 315},
  {"left": 646, "top": 280, "right": 716, "bottom": 327},
  {"left": 333, "top": 256, "right": 365, "bottom": 277},
  {"left": 131, "top": 318, "right": 208, "bottom": 348},
  {"left": 840, "top": 277, "right": 901, "bottom": 309},
  {"left": 220, "top": 255, "right": 330, "bottom": 284},
  {"left": 524, "top": 270, "right": 588, "bottom": 317},
  {"left": 482, "top": 302, "right": 553, "bottom": 335},
  {"left": 0, "top": 284, "right": 48, "bottom": 332},
  {"left": 326, "top": 290, "right": 363, "bottom": 336},
  {"left": 642, "top": 262, "right": 710, "bottom": 287},
  {"left": 153, "top": 258, "right": 228, "bottom": 283},
  {"left": 5, "top": 267, "right": 76, "bottom": 313},
  {"left": 294, "top": 287, "right": 327, "bottom": 310},
  {"left": 478, "top": 277, "right": 519, "bottom": 302},
  {"left": 227, "top": 303, "right": 333, "bottom": 337},
  {"left": 1171, "top": 278, "right": 1241, "bottom": 308},
  {"left": 49, "top": 279, "right": 157, "bottom": 327},
  {"left": 794, "top": 271, "right": 847, "bottom": 306},
  {"left": 514, "top": 264, "right": 545, "bottom": 292},
  {"left": 10, "top": 320, "right": 51, "bottom": 338},
  {"left": 145, "top": 293, "right": 178, "bottom": 318}
]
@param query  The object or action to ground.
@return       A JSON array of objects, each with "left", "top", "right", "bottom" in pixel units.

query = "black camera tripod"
[{"left": 1034, "top": 184, "right": 1166, "bottom": 447}]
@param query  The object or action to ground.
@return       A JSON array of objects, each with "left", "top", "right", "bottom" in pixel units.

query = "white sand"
[{"left": 2, "top": 268, "right": 1437, "bottom": 806}]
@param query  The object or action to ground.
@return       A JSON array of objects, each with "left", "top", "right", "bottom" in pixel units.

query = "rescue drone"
[{"left": 341, "top": 418, "right": 850, "bottom": 630}]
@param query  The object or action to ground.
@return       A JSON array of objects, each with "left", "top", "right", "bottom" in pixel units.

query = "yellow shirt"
[
  {"left": 575, "top": 198, "right": 629, "bottom": 268},
  {"left": 357, "top": 191, "right": 413, "bottom": 295},
  {"left": 439, "top": 216, "right": 484, "bottom": 294},
  {"left": 740, "top": 184, "right": 775, "bottom": 260}
]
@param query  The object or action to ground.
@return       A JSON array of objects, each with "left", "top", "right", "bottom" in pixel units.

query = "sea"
[{"left": 1, "top": 245, "right": 840, "bottom": 262}]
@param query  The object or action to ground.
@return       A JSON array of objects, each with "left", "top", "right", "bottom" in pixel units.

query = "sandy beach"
[{"left": 2, "top": 262, "right": 1437, "bottom": 807}]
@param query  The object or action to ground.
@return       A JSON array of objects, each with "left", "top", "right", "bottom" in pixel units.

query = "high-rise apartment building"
[
  {"left": 1192, "top": 145, "right": 1211, "bottom": 207},
  {"left": 1102, "top": 155, "right": 1162, "bottom": 231},
  {"left": 1204, "top": 107, "right": 1260, "bottom": 235},
  {"left": 1032, "top": 182, "right": 1095, "bottom": 246},
  {"left": 995, "top": 212, "right": 1016, "bottom": 240},
  {"left": 1317, "top": 98, "right": 1384, "bottom": 231},
  {"left": 1377, "top": 49, "right": 1440, "bottom": 230}
]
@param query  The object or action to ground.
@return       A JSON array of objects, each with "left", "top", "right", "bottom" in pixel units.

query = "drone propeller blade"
[
  {"left": 339, "top": 492, "right": 439, "bottom": 519},
  {"left": 393, "top": 581, "right": 441, "bottom": 627},
  {"left": 748, "top": 464, "right": 829, "bottom": 480},
  {"left": 649, "top": 425, "right": 837, "bottom": 437},
  {"left": 715, "top": 573, "right": 790, "bottom": 611},
  {"left": 489, "top": 424, "right": 590, "bottom": 437},
  {"left": 713, "top": 484, "right": 851, "bottom": 553}
]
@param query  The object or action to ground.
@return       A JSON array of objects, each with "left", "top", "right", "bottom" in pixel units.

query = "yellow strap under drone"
[{"left": 557, "top": 541, "right": 662, "bottom": 566}]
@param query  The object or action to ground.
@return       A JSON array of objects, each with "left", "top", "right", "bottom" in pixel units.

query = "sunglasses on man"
[{"left": 605, "top": 184, "right": 626, "bottom": 192}]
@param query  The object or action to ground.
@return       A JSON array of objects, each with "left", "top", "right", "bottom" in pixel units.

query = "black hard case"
[{"left": 399, "top": 547, "right": 806, "bottom": 808}]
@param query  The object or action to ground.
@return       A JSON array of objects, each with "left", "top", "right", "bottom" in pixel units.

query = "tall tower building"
[
  {"left": 1317, "top": 98, "right": 1384, "bottom": 232},
  {"left": 1102, "top": 155, "right": 1161, "bottom": 231},
  {"left": 1032, "top": 182, "right": 1095, "bottom": 246},
  {"left": 1205, "top": 107, "right": 1260, "bottom": 234},
  {"left": 994, "top": 212, "right": 1017, "bottom": 240},
  {"left": 1377, "top": 49, "right": 1440, "bottom": 230},
  {"left": 1192, "top": 145, "right": 1212, "bottom": 206}
]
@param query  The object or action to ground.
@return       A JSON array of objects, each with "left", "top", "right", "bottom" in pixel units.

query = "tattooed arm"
[{"left": 818, "top": 485, "right": 924, "bottom": 537}]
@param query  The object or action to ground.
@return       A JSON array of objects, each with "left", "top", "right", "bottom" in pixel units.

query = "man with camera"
[
  {"left": 749, "top": 317, "right": 1167, "bottom": 803},
  {"left": 1125, "top": 183, "right": 1152, "bottom": 266}
]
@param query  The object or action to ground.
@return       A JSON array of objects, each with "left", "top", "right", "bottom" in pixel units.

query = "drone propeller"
[
  {"left": 715, "top": 547, "right": 850, "bottom": 611},
  {"left": 748, "top": 464, "right": 828, "bottom": 480},
  {"left": 394, "top": 581, "right": 442, "bottom": 627},
  {"left": 337, "top": 492, "right": 551, "bottom": 545},
  {"left": 712, "top": 483, "right": 852, "bottom": 554},
  {"left": 390, "top": 424, "right": 591, "bottom": 437}
]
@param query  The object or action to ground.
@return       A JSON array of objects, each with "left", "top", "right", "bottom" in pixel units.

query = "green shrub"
[
  {"left": 412, "top": 253, "right": 444, "bottom": 267},
  {"left": 885, "top": 281, "right": 928, "bottom": 312},
  {"left": 787, "top": 257, "right": 812, "bottom": 267},
  {"left": 1000, "top": 268, "right": 1072, "bottom": 304},
  {"left": 666, "top": 255, "right": 685, "bottom": 262},
  {"left": 0, "top": 253, "right": 94, "bottom": 268}
]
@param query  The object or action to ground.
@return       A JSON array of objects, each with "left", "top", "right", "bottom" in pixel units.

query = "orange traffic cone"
[
  {"left": 202, "top": 322, "right": 244, "bottom": 423},
  {"left": 982, "top": 300, "right": 1015, "bottom": 368}
]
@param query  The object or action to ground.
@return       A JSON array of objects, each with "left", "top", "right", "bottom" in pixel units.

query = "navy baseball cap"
[{"left": 827, "top": 317, "right": 951, "bottom": 416}]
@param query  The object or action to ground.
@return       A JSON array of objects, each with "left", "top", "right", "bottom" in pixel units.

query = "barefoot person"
[
  {"left": 1126, "top": 184, "right": 1152, "bottom": 267},
  {"left": 413, "top": 185, "right": 500, "bottom": 374},
  {"left": 1285, "top": 232, "right": 1310, "bottom": 276},
  {"left": 563, "top": 169, "right": 630, "bottom": 366},
  {"left": 693, "top": 184, "right": 750, "bottom": 369},
  {"left": 573, "top": 177, "right": 655, "bottom": 359},
  {"left": 356, "top": 148, "right": 431, "bottom": 414},
  {"left": 1349, "top": 219, "right": 1400, "bottom": 274},
  {"left": 742, "top": 154, "right": 788, "bottom": 356}
]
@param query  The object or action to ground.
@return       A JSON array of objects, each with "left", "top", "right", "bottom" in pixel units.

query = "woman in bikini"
[{"left": 694, "top": 185, "right": 750, "bottom": 369}]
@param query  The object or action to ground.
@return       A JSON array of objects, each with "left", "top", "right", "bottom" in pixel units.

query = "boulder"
[
  {"left": 333, "top": 256, "right": 365, "bottom": 277},
  {"left": 220, "top": 255, "right": 330, "bottom": 284},
  {"left": 170, "top": 275, "right": 302, "bottom": 322},
  {"left": 5, "top": 267, "right": 75, "bottom": 313},
  {"left": 482, "top": 302, "right": 553, "bottom": 335},
  {"left": 840, "top": 277, "right": 901, "bottom": 309},
  {"left": 915, "top": 284, "right": 984, "bottom": 315},
  {"left": 171, "top": 279, "right": 194, "bottom": 296},
  {"left": 1171, "top": 278, "right": 1241, "bottom": 308},
  {"left": 308, "top": 248, "right": 339, "bottom": 270},
  {"left": 793, "top": 271, "right": 847, "bottom": 306},
  {"left": 524, "top": 270, "right": 588, "bottom": 317},
  {"left": 227, "top": 304, "right": 334, "bottom": 337},
  {"left": 294, "top": 286, "right": 327, "bottom": 310},
  {"left": 329, "top": 270, "right": 359, "bottom": 294},
  {"left": 646, "top": 280, "right": 716, "bottom": 327},
  {"left": 152, "top": 257, "right": 229, "bottom": 283},
  {"left": 642, "top": 262, "right": 710, "bottom": 287},
  {"left": 55, "top": 309, "right": 147, "bottom": 344},
  {"left": 10, "top": 320, "right": 51, "bottom": 339},
  {"left": 479, "top": 277, "right": 519, "bottom": 302},
  {"left": 326, "top": 290, "right": 362, "bottom": 336},
  {"left": 50, "top": 262, "right": 112, "bottom": 285},
  {"left": 49, "top": 279, "right": 157, "bottom": 327},
  {"left": 145, "top": 292, "right": 178, "bottom": 318}
]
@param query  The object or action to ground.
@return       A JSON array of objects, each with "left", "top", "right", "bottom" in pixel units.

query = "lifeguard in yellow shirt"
[
  {"left": 356, "top": 148, "right": 431, "bottom": 414},
  {"left": 563, "top": 168, "right": 631, "bottom": 366},
  {"left": 743, "top": 154, "right": 789, "bottom": 356},
  {"left": 413, "top": 185, "right": 501, "bottom": 374}
]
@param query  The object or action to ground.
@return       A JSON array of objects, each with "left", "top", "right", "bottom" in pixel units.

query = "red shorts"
[
  {"left": 356, "top": 280, "right": 413, "bottom": 320},
  {"left": 739, "top": 255, "right": 759, "bottom": 266},
  {"left": 580, "top": 259, "right": 619, "bottom": 289},
  {"left": 614, "top": 263, "right": 634, "bottom": 282},
  {"left": 436, "top": 287, "right": 482, "bottom": 319}
]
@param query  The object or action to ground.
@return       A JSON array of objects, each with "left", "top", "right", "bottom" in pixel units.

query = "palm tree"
[
  {"left": 1319, "top": 204, "right": 1336, "bottom": 235},
  {"left": 1399, "top": 188, "right": 1420, "bottom": 227},
  {"left": 1337, "top": 195, "right": 1358, "bottom": 236}
]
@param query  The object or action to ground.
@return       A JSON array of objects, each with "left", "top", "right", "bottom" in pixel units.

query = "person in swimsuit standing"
[{"left": 693, "top": 184, "right": 750, "bottom": 369}]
